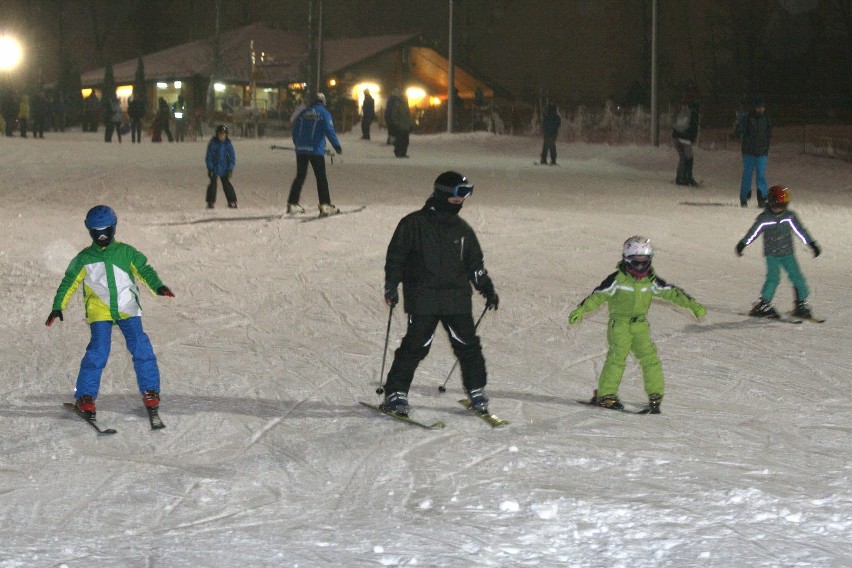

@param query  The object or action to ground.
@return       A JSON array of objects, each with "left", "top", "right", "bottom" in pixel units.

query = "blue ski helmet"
[
  {"left": 85, "top": 205, "right": 118, "bottom": 247},
  {"left": 85, "top": 205, "right": 118, "bottom": 229}
]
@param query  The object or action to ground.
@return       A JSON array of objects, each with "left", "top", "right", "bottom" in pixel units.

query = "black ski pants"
[
  {"left": 288, "top": 153, "right": 331, "bottom": 206},
  {"left": 384, "top": 312, "right": 487, "bottom": 394},
  {"left": 206, "top": 176, "right": 237, "bottom": 206}
]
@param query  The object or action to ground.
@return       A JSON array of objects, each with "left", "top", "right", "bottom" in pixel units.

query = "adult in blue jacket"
[
  {"left": 205, "top": 125, "right": 237, "bottom": 208},
  {"left": 287, "top": 93, "right": 343, "bottom": 217}
]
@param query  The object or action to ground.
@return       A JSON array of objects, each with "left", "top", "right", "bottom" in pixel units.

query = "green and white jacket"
[{"left": 52, "top": 241, "right": 164, "bottom": 323}]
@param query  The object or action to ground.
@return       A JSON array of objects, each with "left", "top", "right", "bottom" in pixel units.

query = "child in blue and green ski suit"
[{"left": 568, "top": 236, "right": 706, "bottom": 412}]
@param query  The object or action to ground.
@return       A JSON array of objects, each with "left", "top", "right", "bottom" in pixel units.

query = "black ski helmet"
[
  {"left": 433, "top": 171, "right": 473, "bottom": 197},
  {"left": 215, "top": 124, "right": 228, "bottom": 136}
]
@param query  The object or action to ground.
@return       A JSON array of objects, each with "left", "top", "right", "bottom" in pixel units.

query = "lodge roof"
[{"left": 80, "top": 22, "right": 420, "bottom": 87}]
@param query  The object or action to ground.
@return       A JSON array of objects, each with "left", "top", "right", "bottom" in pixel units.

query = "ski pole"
[
  {"left": 438, "top": 305, "right": 489, "bottom": 393},
  {"left": 376, "top": 304, "right": 395, "bottom": 395}
]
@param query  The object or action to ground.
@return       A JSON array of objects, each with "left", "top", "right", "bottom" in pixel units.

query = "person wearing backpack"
[{"left": 672, "top": 100, "right": 700, "bottom": 186}]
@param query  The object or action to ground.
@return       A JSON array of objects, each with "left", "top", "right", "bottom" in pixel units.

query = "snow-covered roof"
[{"left": 80, "top": 22, "right": 419, "bottom": 87}]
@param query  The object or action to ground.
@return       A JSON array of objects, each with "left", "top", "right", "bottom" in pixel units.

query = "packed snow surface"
[{"left": 1, "top": 129, "right": 850, "bottom": 568}]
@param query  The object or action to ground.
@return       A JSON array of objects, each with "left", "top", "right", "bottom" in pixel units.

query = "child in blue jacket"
[{"left": 205, "top": 124, "right": 237, "bottom": 209}]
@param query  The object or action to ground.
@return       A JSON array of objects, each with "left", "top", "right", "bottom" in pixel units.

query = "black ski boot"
[
  {"left": 792, "top": 300, "right": 812, "bottom": 319},
  {"left": 648, "top": 394, "right": 662, "bottom": 414},
  {"left": 749, "top": 299, "right": 779, "bottom": 318}
]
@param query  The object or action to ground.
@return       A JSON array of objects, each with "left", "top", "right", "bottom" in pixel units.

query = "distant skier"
[
  {"left": 45, "top": 205, "right": 174, "bottom": 420},
  {"left": 738, "top": 96, "right": 772, "bottom": 207},
  {"left": 286, "top": 93, "right": 343, "bottom": 217},
  {"left": 736, "top": 184, "right": 821, "bottom": 319},
  {"left": 568, "top": 236, "right": 706, "bottom": 413},
  {"left": 540, "top": 103, "right": 561, "bottom": 165},
  {"left": 205, "top": 124, "right": 238, "bottom": 209},
  {"left": 672, "top": 100, "right": 701, "bottom": 186},
  {"left": 380, "top": 171, "right": 500, "bottom": 417}
]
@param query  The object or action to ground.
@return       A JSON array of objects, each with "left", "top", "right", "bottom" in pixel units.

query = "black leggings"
[{"left": 288, "top": 154, "right": 331, "bottom": 205}]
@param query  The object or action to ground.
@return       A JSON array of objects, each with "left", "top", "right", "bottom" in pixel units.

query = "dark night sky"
[{"left": 1, "top": 0, "right": 849, "bottom": 108}]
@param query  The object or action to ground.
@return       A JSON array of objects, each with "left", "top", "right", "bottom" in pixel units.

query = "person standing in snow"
[
  {"left": 45, "top": 205, "right": 174, "bottom": 419},
  {"left": 380, "top": 171, "right": 499, "bottom": 417},
  {"left": 128, "top": 94, "right": 146, "bottom": 143},
  {"left": 568, "top": 236, "right": 706, "bottom": 414},
  {"left": 672, "top": 99, "right": 701, "bottom": 186},
  {"left": 390, "top": 93, "right": 411, "bottom": 158},
  {"left": 205, "top": 124, "right": 237, "bottom": 209},
  {"left": 286, "top": 93, "right": 342, "bottom": 217},
  {"left": 360, "top": 88, "right": 375, "bottom": 140},
  {"left": 739, "top": 96, "right": 772, "bottom": 207},
  {"left": 540, "top": 103, "right": 561, "bottom": 165},
  {"left": 735, "top": 184, "right": 820, "bottom": 319}
]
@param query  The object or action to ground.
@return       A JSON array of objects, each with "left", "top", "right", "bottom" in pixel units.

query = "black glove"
[
  {"left": 157, "top": 285, "right": 175, "bottom": 297},
  {"left": 473, "top": 271, "right": 499, "bottom": 310},
  {"left": 485, "top": 291, "right": 500, "bottom": 310},
  {"left": 735, "top": 242, "right": 746, "bottom": 257},
  {"left": 809, "top": 241, "right": 821, "bottom": 257},
  {"left": 333, "top": 145, "right": 342, "bottom": 155},
  {"left": 45, "top": 309, "right": 63, "bottom": 327},
  {"left": 384, "top": 283, "right": 399, "bottom": 307},
  {"left": 208, "top": 170, "right": 216, "bottom": 180}
]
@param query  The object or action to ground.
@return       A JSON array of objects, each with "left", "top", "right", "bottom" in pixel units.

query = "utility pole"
[
  {"left": 308, "top": 0, "right": 324, "bottom": 99},
  {"left": 651, "top": 0, "right": 659, "bottom": 146},
  {"left": 447, "top": 0, "right": 454, "bottom": 133}
]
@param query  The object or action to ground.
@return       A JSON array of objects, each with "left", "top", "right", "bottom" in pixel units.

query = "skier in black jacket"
[{"left": 380, "top": 171, "right": 499, "bottom": 417}]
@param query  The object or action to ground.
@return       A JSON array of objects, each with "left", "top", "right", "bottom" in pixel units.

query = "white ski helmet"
[{"left": 622, "top": 235, "right": 653, "bottom": 258}]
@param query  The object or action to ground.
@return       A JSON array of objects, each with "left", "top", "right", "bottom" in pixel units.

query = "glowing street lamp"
[{"left": 0, "top": 34, "right": 24, "bottom": 73}]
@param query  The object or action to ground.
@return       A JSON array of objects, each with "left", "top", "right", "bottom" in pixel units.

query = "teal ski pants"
[
  {"left": 597, "top": 317, "right": 664, "bottom": 398},
  {"left": 761, "top": 254, "right": 808, "bottom": 302}
]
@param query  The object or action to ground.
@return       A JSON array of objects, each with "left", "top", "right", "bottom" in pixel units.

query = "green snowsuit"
[{"left": 569, "top": 264, "right": 705, "bottom": 399}]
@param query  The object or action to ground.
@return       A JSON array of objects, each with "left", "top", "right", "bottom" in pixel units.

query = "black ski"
[
  {"left": 360, "top": 402, "right": 445, "bottom": 429},
  {"left": 146, "top": 406, "right": 166, "bottom": 430},
  {"left": 737, "top": 312, "right": 802, "bottom": 324},
  {"left": 787, "top": 311, "right": 825, "bottom": 323},
  {"left": 458, "top": 399, "right": 509, "bottom": 427},
  {"left": 300, "top": 206, "right": 366, "bottom": 223},
  {"left": 576, "top": 399, "right": 653, "bottom": 415},
  {"left": 63, "top": 403, "right": 118, "bottom": 434}
]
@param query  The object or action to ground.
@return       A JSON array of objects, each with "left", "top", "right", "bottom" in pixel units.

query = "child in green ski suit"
[{"left": 568, "top": 236, "right": 706, "bottom": 413}]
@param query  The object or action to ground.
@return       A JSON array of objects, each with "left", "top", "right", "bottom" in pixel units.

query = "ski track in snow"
[{"left": 0, "top": 131, "right": 850, "bottom": 567}]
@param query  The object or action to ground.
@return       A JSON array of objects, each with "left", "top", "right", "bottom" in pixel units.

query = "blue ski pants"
[
  {"left": 75, "top": 317, "right": 160, "bottom": 399},
  {"left": 740, "top": 154, "right": 768, "bottom": 203},
  {"left": 761, "top": 254, "right": 808, "bottom": 303}
]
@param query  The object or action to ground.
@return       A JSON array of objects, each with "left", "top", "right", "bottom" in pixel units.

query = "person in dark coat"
[
  {"left": 29, "top": 91, "right": 49, "bottom": 139},
  {"left": 672, "top": 100, "right": 701, "bottom": 186},
  {"left": 384, "top": 89, "right": 400, "bottom": 145},
  {"left": 128, "top": 95, "right": 146, "bottom": 143},
  {"left": 739, "top": 97, "right": 772, "bottom": 208},
  {"left": 540, "top": 103, "right": 562, "bottom": 165},
  {"left": 205, "top": 125, "right": 237, "bottom": 209},
  {"left": 154, "top": 98, "right": 173, "bottom": 142},
  {"left": 83, "top": 92, "right": 100, "bottom": 132},
  {"left": 360, "top": 88, "right": 375, "bottom": 140},
  {"left": 1, "top": 89, "right": 18, "bottom": 137},
  {"left": 379, "top": 171, "right": 500, "bottom": 417},
  {"left": 391, "top": 94, "right": 411, "bottom": 158}
]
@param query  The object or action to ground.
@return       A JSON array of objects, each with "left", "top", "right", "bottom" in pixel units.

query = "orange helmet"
[{"left": 768, "top": 185, "right": 791, "bottom": 208}]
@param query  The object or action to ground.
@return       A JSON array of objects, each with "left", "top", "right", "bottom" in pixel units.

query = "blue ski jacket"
[{"left": 292, "top": 103, "right": 342, "bottom": 156}]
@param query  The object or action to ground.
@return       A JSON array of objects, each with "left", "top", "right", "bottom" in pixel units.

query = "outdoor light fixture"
[
  {"left": 214, "top": 83, "right": 226, "bottom": 92},
  {"left": 173, "top": 81, "right": 181, "bottom": 89},
  {"left": 156, "top": 82, "right": 168, "bottom": 89},
  {"left": 406, "top": 86, "right": 427, "bottom": 106},
  {"left": 0, "top": 33, "right": 23, "bottom": 72}
]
